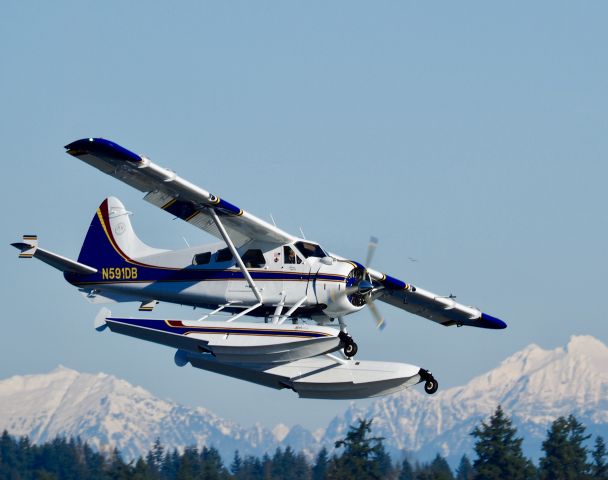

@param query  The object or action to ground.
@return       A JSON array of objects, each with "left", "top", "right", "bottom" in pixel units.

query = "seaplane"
[{"left": 12, "top": 138, "right": 506, "bottom": 399}]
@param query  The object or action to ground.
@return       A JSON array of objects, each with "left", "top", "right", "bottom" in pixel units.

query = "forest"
[{"left": 0, "top": 406, "right": 606, "bottom": 479}]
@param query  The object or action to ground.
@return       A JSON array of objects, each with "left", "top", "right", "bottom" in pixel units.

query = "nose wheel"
[
  {"left": 419, "top": 368, "right": 439, "bottom": 395},
  {"left": 338, "top": 331, "right": 358, "bottom": 358}
]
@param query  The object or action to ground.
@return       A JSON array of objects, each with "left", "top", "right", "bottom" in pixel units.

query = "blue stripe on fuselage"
[{"left": 66, "top": 267, "right": 343, "bottom": 285}]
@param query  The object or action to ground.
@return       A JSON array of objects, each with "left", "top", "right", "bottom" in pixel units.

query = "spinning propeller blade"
[
  {"left": 363, "top": 236, "right": 385, "bottom": 329},
  {"left": 366, "top": 236, "right": 379, "bottom": 268},
  {"left": 366, "top": 296, "right": 385, "bottom": 330}
]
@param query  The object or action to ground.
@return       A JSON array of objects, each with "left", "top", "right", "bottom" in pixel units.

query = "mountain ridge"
[{"left": 0, "top": 335, "right": 606, "bottom": 464}]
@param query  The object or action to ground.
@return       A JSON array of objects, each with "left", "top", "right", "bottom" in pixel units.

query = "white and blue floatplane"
[{"left": 13, "top": 138, "right": 507, "bottom": 399}]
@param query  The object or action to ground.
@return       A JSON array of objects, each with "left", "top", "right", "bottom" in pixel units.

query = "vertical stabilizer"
[{"left": 77, "top": 197, "right": 165, "bottom": 268}]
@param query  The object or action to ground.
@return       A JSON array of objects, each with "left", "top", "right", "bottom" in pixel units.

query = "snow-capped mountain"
[
  {"left": 0, "top": 335, "right": 606, "bottom": 464},
  {"left": 0, "top": 366, "right": 277, "bottom": 460},
  {"left": 322, "top": 335, "right": 608, "bottom": 464}
]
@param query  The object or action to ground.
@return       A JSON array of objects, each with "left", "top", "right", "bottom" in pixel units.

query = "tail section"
[
  {"left": 77, "top": 196, "right": 165, "bottom": 269},
  {"left": 12, "top": 235, "right": 97, "bottom": 274}
]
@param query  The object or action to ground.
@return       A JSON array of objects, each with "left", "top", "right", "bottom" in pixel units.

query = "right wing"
[{"left": 65, "top": 138, "right": 296, "bottom": 248}]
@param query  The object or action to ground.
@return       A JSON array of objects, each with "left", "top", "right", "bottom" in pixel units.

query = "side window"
[
  {"left": 242, "top": 249, "right": 266, "bottom": 268},
  {"left": 283, "top": 246, "right": 301, "bottom": 264},
  {"left": 192, "top": 252, "right": 211, "bottom": 265},
  {"left": 216, "top": 247, "right": 233, "bottom": 263}
]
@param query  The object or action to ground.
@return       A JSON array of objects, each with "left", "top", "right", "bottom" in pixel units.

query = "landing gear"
[
  {"left": 338, "top": 330, "right": 358, "bottom": 358},
  {"left": 424, "top": 378, "right": 438, "bottom": 395},
  {"left": 419, "top": 368, "right": 439, "bottom": 395},
  {"left": 344, "top": 339, "right": 358, "bottom": 358}
]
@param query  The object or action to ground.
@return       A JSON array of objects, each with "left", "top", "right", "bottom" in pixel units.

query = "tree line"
[{"left": 0, "top": 405, "right": 607, "bottom": 479}]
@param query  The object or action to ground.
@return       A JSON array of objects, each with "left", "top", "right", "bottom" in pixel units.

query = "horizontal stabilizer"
[
  {"left": 15, "top": 235, "right": 37, "bottom": 258},
  {"left": 12, "top": 238, "right": 97, "bottom": 275}
]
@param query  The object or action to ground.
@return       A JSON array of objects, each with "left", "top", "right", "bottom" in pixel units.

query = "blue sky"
[{"left": 2, "top": 1, "right": 607, "bottom": 430}]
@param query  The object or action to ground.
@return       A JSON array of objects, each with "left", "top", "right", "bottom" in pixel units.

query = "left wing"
[
  {"left": 369, "top": 269, "right": 506, "bottom": 329},
  {"left": 65, "top": 138, "right": 295, "bottom": 247}
]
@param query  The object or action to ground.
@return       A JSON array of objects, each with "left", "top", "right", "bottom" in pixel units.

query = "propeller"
[
  {"left": 333, "top": 236, "right": 386, "bottom": 329},
  {"left": 362, "top": 236, "right": 385, "bottom": 329}
]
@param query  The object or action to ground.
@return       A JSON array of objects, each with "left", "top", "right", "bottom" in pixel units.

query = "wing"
[
  {"left": 65, "top": 138, "right": 296, "bottom": 247},
  {"left": 370, "top": 270, "right": 506, "bottom": 329}
]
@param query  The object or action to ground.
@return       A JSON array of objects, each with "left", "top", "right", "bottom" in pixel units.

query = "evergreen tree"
[
  {"left": 539, "top": 414, "right": 591, "bottom": 480},
  {"left": 455, "top": 454, "right": 474, "bottom": 480},
  {"left": 412, "top": 462, "right": 435, "bottom": 480},
  {"left": 374, "top": 441, "right": 393, "bottom": 479},
  {"left": 327, "top": 418, "right": 390, "bottom": 480},
  {"left": 200, "top": 446, "right": 229, "bottom": 480},
  {"left": 429, "top": 453, "right": 454, "bottom": 480},
  {"left": 147, "top": 438, "right": 164, "bottom": 476},
  {"left": 262, "top": 452, "right": 272, "bottom": 479},
  {"left": 231, "top": 450, "right": 243, "bottom": 476},
  {"left": 176, "top": 446, "right": 201, "bottom": 480},
  {"left": 471, "top": 405, "right": 535, "bottom": 480},
  {"left": 107, "top": 446, "right": 132, "bottom": 479},
  {"left": 312, "top": 447, "right": 329, "bottom": 480},
  {"left": 271, "top": 446, "right": 293, "bottom": 479},
  {"left": 591, "top": 436, "right": 608, "bottom": 479},
  {"left": 412, "top": 455, "right": 453, "bottom": 480},
  {"left": 133, "top": 457, "right": 154, "bottom": 480},
  {"left": 161, "top": 449, "right": 180, "bottom": 480},
  {"left": 398, "top": 457, "right": 414, "bottom": 480},
  {"left": 294, "top": 451, "right": 312, "bottom": 480},
  {"left": 83, "top": 441, "right": 107, "bottom": 480}
]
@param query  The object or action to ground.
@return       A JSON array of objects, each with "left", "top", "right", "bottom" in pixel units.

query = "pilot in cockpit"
[{"left": 286, "top": 248, "right": 296, "bottom": 264}]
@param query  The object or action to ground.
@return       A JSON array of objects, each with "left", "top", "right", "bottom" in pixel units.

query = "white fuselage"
[{"left": 72, "top": 240, "right": 363, "bottom": 321}]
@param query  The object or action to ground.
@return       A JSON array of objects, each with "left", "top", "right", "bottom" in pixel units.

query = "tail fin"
[{"left": 77, "top": 197, "right": 164, "bottom": 269}]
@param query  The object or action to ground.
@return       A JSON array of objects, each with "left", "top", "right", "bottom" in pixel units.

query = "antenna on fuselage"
[
  {"left": 182, "top": 236, "right": 190, "bottom": 248},
  {"left": 270, "top": 213, "right": 277, "bottom": 227},
  {"left": 299, "top": 227, "right": 306, "bottom": 239}
]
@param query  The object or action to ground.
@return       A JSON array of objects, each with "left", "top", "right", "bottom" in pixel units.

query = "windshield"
[{"left": 294, "top": 241, "right": 327, "bottom": 259}]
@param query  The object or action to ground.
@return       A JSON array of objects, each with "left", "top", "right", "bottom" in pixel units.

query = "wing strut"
[
  {"left": 277, "top": 295, "right": 308, "bottom": 325},
  {"left": 210, "top": 209, "right": 263, "bottom": 321}
]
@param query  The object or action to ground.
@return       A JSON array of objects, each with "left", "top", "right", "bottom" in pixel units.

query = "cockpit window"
[
  {"left": 294, "top": 241, "right": 327, "bottom": 259},
  {"left": 242, "top": 249, "right": 266, "bottom": 268},
  {"left": 284, "top": 246, "right": 302, "bottom": 264},
  {"left": 192, "top": 252, "right": 211, "bottom": 265},
  {"left": 216, "top": 247, "right": 233, "bottom": 263}
]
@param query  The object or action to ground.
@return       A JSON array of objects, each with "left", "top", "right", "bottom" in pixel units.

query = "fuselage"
[{"left": 65, "top": 239, "right": 364, "bottom": 321}]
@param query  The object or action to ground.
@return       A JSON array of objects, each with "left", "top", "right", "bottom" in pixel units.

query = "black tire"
[
  {"left": 424, "top": 379, "right": 438, "bottom": 395},
  {"left": 344, "top": 341, "right": 358, "bottom": 358}
]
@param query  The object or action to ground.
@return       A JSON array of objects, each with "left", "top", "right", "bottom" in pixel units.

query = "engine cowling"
[{"left": 315, "top": 261, "right": 367, "bottom": 317}]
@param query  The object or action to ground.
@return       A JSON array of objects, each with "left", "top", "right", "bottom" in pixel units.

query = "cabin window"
[
  {"left": 283, "top": 246, "right": 302, "bottom": 264},
  {"left": 294, "top": 241, "right": 327, "bottom": 259},
  {"left": 192, "top": 252, "right": 211, "bottom": 265},
  {"left": 242, "top": 249, "right": 266, "bottom": 268},
  {"left": 216, "top": 247, "right": 233, "bottom": 263}
]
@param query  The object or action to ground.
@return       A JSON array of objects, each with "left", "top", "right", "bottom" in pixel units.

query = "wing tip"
[
  {"left": 479, "top": 312, "right": 507, "bottom": 329},
  {"left": 65, "top": 138, "right": 142, "bottom": 163}
]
